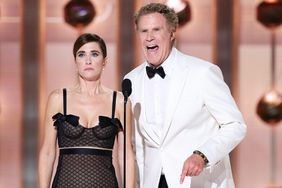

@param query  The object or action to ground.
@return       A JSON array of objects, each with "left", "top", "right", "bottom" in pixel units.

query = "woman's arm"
[
  {"left": 38, "top": 90, "right": 61, "bottom": 188},
  {"left": 117, "top": 93, "right": 136, "bottom": 188}
]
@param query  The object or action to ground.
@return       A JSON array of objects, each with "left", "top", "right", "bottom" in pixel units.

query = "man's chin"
[{"left": 146, "top": 60, "right": 162, "bottom": 67}]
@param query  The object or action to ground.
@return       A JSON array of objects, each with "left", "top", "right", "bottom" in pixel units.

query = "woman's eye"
[
  {"left": 91, "top": 52, "right": 99, "bottom": 57},
  {"left": 77, "top": 53, "right": 85, "bottom": 57}
]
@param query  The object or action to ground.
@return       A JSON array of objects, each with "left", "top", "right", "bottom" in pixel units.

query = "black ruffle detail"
[
  {"left": 113, "top": 118, "right": 123, "bottom": 132},
  {"left": 52, "top": 113, "right": 79, "bottom": 127}
]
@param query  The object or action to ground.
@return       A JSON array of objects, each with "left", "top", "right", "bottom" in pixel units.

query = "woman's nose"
[{"left": 85, "top": 55, "right": 92, "bottom": 64}]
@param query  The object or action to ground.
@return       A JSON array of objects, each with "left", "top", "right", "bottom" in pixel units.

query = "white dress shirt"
[{"left": 144, "top": 48, "right": 176, "bottom": 141}]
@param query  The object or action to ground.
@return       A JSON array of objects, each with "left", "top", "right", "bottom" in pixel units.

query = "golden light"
[
  {"left": 256, "top": 90, "right": 282, "bottom": 125},
  {"left": 256, "top": 0, "right": 282, "bottom": 28},
  {"left": 166, "top": 0, "right": 192, "bottom": 27}
]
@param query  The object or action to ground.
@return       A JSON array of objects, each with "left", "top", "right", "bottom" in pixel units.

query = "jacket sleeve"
[
  {"left": 125, "top": 73, "right": 145, "bottom": 188},
  {"left": 197, "top": 64, "right": 247, "bottom": 166},
  {"left": 133, "top": 119, "right": 145, "bottom": 188}
]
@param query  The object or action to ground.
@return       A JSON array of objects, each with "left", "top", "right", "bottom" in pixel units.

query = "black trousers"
[{"left": 158, "top": 175, "right": 169, "bottom": 188}]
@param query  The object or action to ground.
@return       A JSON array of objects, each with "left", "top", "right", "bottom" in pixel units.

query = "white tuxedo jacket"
[{"left": 125, "top": 48, "right": 247, "bottom": 188}]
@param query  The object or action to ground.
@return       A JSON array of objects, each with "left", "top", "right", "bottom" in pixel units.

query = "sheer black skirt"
[{"left": 52, "top": 153, "right": 119, "bottom": 188}]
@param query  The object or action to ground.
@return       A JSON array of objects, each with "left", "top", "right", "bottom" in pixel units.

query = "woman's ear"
[
  {"left": 103, "top": 57, "right": 108, "bottom": 67},
  {"left": 102, "top": 58, "right": 108, "bottom": 70},
  {"left": 170, "top": 31, "right": 176, "bottom": 41}
]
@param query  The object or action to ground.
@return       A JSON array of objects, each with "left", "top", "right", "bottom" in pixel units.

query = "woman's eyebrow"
[
  {"left": 90, "top": 50, "right": 100, "bottom": 53},
  {"left": 77, "top": 50, "right": 85, "bottom": 54}
]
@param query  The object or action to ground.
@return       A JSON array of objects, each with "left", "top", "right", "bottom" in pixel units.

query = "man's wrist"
[{"left": 193, "top": 150, "right": 209, "bottom": 165}]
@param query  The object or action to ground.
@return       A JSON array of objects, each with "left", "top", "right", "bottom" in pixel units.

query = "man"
[{"left": 125, "top": 3, "right": 247, "bottom": 188}]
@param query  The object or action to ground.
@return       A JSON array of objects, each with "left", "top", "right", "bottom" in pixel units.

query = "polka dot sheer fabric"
[
  {"left": 51, "top": 90, "right": 122, "bottom": 188},
  {"left": 52, "top": 154, "right": 118, "bottom": 188}
]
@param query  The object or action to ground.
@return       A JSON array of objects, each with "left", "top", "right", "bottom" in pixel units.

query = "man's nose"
[{"left": 146, "top": 32, "right": 154, "bottom": 41}]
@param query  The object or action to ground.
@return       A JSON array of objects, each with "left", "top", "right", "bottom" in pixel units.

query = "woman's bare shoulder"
[
  {"left": 115, "top": 91, "right": 124, "bottom": 103},
  {"left": 48, "top": 88, "right": 63, "bottom": 100},
  {"left": 115, "top": 90, "right": 132, "bottom": 109},
  {"left": 46, "top": 88, "right": 66, "bottom": 108}
]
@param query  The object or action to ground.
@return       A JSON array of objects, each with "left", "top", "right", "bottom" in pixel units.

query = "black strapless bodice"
[{"left": 52, "top": 112, "right": 123, "bottom": 149}]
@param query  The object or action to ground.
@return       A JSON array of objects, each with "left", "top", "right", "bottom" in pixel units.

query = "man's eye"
[{"left": 140, "top": 29, "right": 147, "bottom": 33}]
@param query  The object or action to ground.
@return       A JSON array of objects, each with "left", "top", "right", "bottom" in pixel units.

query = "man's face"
[{"left": 137, "top": 12, "right": 175, "bottom": 67}]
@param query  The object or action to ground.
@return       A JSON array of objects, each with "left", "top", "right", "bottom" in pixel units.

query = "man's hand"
[{"left": 179, "top": 154, "right": 205, "bottom": 184}]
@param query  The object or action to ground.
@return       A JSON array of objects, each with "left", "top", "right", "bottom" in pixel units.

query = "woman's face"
[{"left": 75, "top": 42, "right": 106, "bottom": 81}]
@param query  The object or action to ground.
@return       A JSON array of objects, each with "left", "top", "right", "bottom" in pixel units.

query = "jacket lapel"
[
  {"left": 161, "top": 54, "right": 191, "bottom": 144},
  {"left": 134, "top": 65, "right": 161, "bottom": 147}
]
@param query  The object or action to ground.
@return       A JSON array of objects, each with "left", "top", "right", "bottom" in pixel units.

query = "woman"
[{"left": 39, "top": 33, "right": 135, "bottom": 188}]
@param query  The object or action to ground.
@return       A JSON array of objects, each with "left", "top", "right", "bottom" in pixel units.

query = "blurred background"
[{"left": 0, "top": 0, "right": 282, "bottom": 187}]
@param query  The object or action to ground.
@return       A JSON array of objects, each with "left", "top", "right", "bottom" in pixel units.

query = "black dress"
[{"left": 51, "top": 89, "right": 123, "bottom": 188}]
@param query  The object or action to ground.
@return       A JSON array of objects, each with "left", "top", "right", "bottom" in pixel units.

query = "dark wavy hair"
[{"left": 73, "top": 33, "right": 107, "bottom": 59}]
